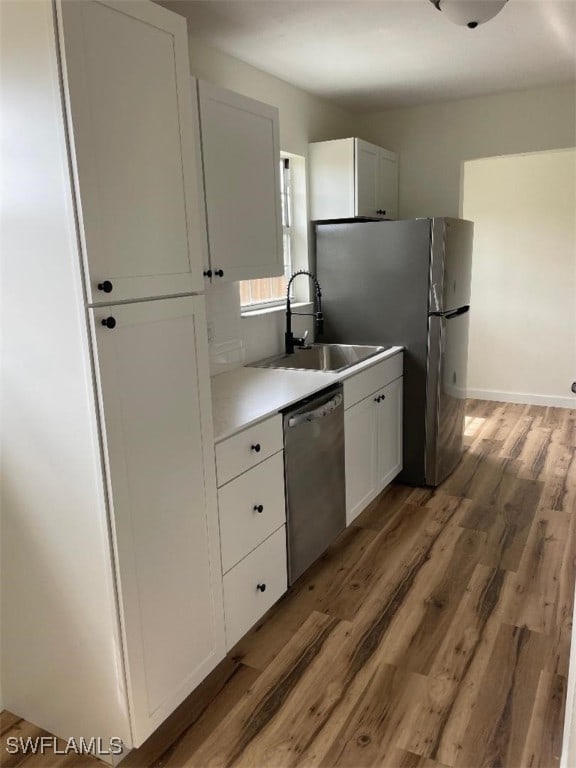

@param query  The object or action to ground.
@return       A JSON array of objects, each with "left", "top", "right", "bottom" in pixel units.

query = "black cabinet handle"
[
  {"left": 251, "top": 443, "right": 261, "bottom": 453},
  {"left": 203, "top": 269, "right": 212, "bottom": 278},
  {"left": 374, "top": 396, "right": 380, "bottom": 403},
  {"left": 101, "top": 317, "right": 116, "bottom": 329},
  {"left": 376, "top": 209, "right": 387, "bottom": 216},
  {"left": 254, "top": 504, "right": 264, "bottom": 513},
  {"left": 256, "top": 583, "right": 266, "bottom": 592},
  {"left": 97, "top": 280, "right": 113, "bottom": 293},
  {"left": 374, "top": 394, "right": 386, "bottom": 403},
  {"left": 214, "top": 269, "right": 224, "bottom": 277}
]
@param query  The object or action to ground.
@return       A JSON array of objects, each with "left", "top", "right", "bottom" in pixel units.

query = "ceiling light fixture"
[{"left": 429, "top": 0, "right": 509, "bottom": 29}]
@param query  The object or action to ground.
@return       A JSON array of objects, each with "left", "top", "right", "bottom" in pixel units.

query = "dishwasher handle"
[{"left": 287, "top": 393, "right": 343, "bottom": 428}]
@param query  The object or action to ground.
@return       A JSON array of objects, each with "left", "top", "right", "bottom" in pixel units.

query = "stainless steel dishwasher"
[{"left": 283, "top": 384, "right": 346, "bottom": 584}]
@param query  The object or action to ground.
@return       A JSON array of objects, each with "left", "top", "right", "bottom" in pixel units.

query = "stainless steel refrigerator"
[{"left": 315, "top": 217, "right": 474, "bottom": 487}]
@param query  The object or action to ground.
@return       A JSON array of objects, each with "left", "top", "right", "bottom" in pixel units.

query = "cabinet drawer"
[
  {"left": 218, "top": 452, "right": 286, "bottom": 573},
  {"left": 223, "top": 527, "right": 287, "bottom": 650},
  {"left": 215, "top": 415, "right": 283, "bottom": 486},
  {"left": 344, "top": 353, "right": 403, "bottom": 410}
]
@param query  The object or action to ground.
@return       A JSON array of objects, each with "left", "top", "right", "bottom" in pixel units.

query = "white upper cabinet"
[
  {"left": 310, "top": 137, "right": 398, "bottom": 221},
  {"left": 355, "top": 139, "right": 380, "bottom": 218},
  {"left": 377, "top": 150, "right": 399, "bottom": 220},
  {"left": 57, "top": 0, "right": 207, "bottom": 303},
  {"left": 197, "top": 80, "right": 284, "bottom": 283},
  {"left": 90, "top": 296, "right": 224, "bottom": 746}
]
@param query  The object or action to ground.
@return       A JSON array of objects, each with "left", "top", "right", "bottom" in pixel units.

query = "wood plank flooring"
[{"left": 2, "top": 400, "right": 575, "bottom": 768}]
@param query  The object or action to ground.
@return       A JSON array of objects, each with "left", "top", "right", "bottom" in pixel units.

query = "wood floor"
[{"left": 2, "top": 400, "right": 575, "bottom": 768}]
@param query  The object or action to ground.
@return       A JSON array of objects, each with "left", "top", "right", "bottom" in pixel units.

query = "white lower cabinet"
[
  {"left": 91, "top": 296, "right": 225, "bottom": 746},
  {"left": 223, "top": 526, "right": 288, "bottom": 650},
  {"left": 215, "top": 415, "right": 288, "bottom": 651},
  {"left": 218, "top": 452, "right": 286, "bottom": 573},
  {"left": 376, "top": 377, "right": 403, "bottom": 490},
  {"left": 345, "top": 394, "right": 379, "bottom": 524},
  {"left": 215, "top": 415, "right": 283, "bottom": 486},
  {"left": 344, "top": 356, "right": 404, "bottom": 525}
]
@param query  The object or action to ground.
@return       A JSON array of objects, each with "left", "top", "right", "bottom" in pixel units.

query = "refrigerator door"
[
  {"left": 316, "top": 219, "right": 432, "bottom": 485},
  {"left": 429, "top": 218, "right": 474, "bottom": 313},
  {"left": 425, "top": 306, "right": 470, "bottom": 486}
]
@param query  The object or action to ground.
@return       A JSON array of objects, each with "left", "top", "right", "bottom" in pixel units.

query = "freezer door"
[
  {"left": 425, "top": 307, "right": 470, "bottom": 486},
  {"left": 429, "top": 218, "right": 474, "bottom": 313}
]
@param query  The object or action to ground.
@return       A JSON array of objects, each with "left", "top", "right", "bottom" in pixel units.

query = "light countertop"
[{"left": 211, "top": 346, "right": 403, "bottom": 442}]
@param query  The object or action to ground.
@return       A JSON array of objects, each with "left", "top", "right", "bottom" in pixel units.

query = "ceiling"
[{"left": 158, "top": 0, "right": 576, "bottom": 111}]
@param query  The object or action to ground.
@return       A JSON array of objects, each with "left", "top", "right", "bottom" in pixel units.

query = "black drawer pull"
[
  {"left": 97, "top": 280, "right": 113, "bottom": 293},
  {"left": 254, "top": 504, "right": 264, "bottom": 513},
  {"left": 214, "top": 269, "right": 224, "bottom": 277},
  {"left": 251, "top": 443, "right": 261, "bottom": 453},
  {"left": 256, "top": 583, "right": 266, "bottom": 592},
  {"left": 101, "top": 317, "right": 116, "bottom": 329},
  {"left": 203, "top": 269, "right": 212, "bottom": 278}
]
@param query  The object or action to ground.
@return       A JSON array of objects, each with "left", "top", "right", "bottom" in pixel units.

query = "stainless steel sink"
[{"left": 248, "top": 343, "right": 389, "bottom": 373}]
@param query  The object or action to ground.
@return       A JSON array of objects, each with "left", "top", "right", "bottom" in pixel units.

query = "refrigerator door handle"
[{"left": 430, "top": 305, "right": 470, "bottom": 320}]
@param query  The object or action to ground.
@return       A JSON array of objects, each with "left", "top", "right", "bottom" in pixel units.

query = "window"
[{"left": 239, "top": 157, "right": 292, "bottom": 308}]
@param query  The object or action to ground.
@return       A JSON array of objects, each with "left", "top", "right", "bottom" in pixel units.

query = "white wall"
[
  {"left": 186, "top": 37, "right": 355, "bottom": 157},
  {"left": 463, "top": 149, "right": 576, "bottom": 408},
  {"left": 180, "top": 36, "right": 356, "bottom": 371},
  {"left": 166, "top": 27, "right": 576, "bottom": 383},
  {"left": 356, "top": 84, "right": 576, "bottom": 218}
]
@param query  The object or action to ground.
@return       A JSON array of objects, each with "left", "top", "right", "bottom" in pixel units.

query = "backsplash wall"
[{"left": 205, "top": 281, "right": 314, "bottom": 375}]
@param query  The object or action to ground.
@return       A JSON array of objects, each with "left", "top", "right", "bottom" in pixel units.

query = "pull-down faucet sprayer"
[{"left": 285, "top": 270, "right": 324, "bottom": 354}]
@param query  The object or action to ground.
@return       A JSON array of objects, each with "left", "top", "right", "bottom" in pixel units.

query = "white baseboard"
[
  {"left": 561, "top": 582, "right": 576, "bottom": 768},
  {"left": 466, "top": 388, "right": 576, "bottom": 410}
]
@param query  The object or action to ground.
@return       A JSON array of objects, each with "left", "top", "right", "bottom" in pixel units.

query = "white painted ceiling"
[{"left": 158, "top": 0, "right": 576, "bottom": 111}]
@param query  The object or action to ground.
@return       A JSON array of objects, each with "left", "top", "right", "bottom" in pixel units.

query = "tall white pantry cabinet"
[{"left": 1, "top": 0, "right": 225, "bottom": 757}]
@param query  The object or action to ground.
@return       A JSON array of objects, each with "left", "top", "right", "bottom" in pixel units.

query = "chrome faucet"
[{"left": 285, "top": 270, "right": 324, "bottom": 354}]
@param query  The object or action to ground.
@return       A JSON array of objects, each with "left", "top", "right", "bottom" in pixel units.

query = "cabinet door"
[
  {"left": 198, "top": 81, "right": 283, "bottom": 282},
  {"left": 375, "top": 377, "right": 403, "bottom": 491},
  {"left": 57, "top": 1, "right": 206, "bottom": 303},
  {"left": 223, "top": 526, "right": 288, "bottom": 651},
  {"left": 345, "top": 395, "right": 379, "bottom": 525},
  {"left": 355, "top": 139, "right": 379, "bottom": 218},
  {"left": 309, "top": 139, "right": 355, "bottom": 220},
  {"left": 377, "top": 150, "right": 399, "bottom": 219},
  {"left": 90, "top": 296, "right": 224, "bottom": 746}
]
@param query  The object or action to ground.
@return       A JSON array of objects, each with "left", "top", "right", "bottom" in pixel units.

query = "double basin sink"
[{"left": 248, "top": 343, "right": 389, "bottom": 373}]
